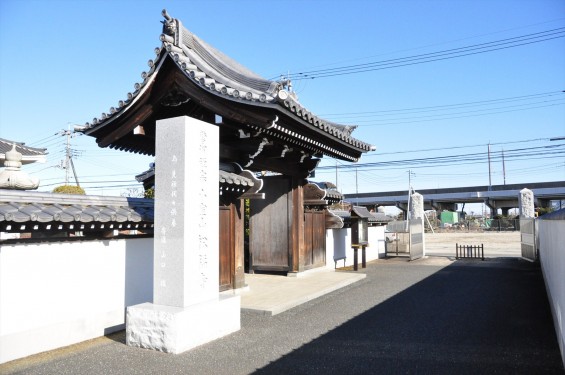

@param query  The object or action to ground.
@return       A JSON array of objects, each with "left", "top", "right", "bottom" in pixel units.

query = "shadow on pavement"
[{"left": 254, "top": 258, "right": 564, "bottom": 374}]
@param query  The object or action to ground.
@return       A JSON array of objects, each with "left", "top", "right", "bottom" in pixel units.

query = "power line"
[
  {"left": 26, "top": 133, "right": 59, "bottom": 148},
  {"left": 317, "top": 144, "right": 565, "bottom": 171},
  {"left": 267, "top": 18, "right": 565, "bottom": 79},
  {"left": 320, "top": 91, "right": 564, "bottom": 118},
  {"left": 350, "top": 100, "right": 564, "bottom": 126},
  {"left": 363, "top": 137, "right": 557, "bottom": 157},
  {"left": 276, "top": 27, "right": 565, "bottom": 80}
]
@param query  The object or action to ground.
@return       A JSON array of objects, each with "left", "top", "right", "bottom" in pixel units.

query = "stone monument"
[
  {"left": 126, "top": 116, "right": 240, "bottom": 354},
  {"left": 410, "top": 192, "right": 424, "bottom": 220},
  {"left": 519, "top": 188, "right": 535, "bottom": 218},
  {"left": 410, "top": 192, "right": 425, "bottom": 257}
]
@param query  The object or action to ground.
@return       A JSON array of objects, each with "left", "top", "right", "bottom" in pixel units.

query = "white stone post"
[
  {"left": 410, "top": 192, "right": 424, "bottom": 221},
  {"left": 126, "top": 116, "right": 240, "bottom": 354},
  {"left": 410, "top": 192, "right": 426, "bottom": 256},
  {"left": 519, "top": 188, "right": 535, "bottom": 218}
]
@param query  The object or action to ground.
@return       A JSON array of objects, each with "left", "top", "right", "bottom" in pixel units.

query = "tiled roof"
[
  {"left": 330, "top": 209, "right": 393, "bottom": 224},
  {"left": 0, "top": 138, "right": 47, "bottom": 164},
  {"left": 311, "top": 181, "right": 344, "bottom": 202},
  {"left": 135, "top": 167, "right": 255, "bottom": 189},
  {"left": 304, "top": 181, "right": 344, "bottom": 205},
  {"left": 0, "top": 190, "right": 153, "bottom": 231},
  {"left": 81, "top": 9, "right": 373, "bottom": 159},
  {"left": 219, "top": 170, "right": 254, "bottom": 188}
]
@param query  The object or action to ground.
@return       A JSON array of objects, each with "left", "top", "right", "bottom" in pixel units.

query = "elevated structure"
[{"left": 346, "top": 181, "right": 565, "bottom": 215}]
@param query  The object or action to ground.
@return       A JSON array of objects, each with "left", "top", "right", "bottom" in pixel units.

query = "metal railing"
[{"left": 456, "top": 243, "right": 484, "bottom": 260}]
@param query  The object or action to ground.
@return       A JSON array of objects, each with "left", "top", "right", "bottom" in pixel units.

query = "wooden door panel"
[
  {"left": 312, "top": 212, "right": 326, "bottom": 266},
  {"left": 219, "top": 206, "right": 232, "bottom": 291},
  {"left": 304, "top": 212, "right": 314, "bottom": 267},
  {"left": 249, "top": 176, "right": 291, "bottom": 271}
]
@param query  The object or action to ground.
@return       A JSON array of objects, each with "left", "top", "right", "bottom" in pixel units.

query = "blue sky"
[{"left": 1, "top": 0, "right": 564, "bottom": 203}]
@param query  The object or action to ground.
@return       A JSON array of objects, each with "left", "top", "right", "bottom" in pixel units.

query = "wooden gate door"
[
  {"left": 304, "top": 211, "right": 326, "bottom": 269},
  {"left": 249, "top": 176, "right": 291, "bottom": 272},
  {"left": 219, "top": 206, "right": 233, "bottom": 291}
]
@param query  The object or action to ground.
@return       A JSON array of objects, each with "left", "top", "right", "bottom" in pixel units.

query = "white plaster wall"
[
  {"left": 538, "top": 219, "right": 565, "bottom": 366},
  {"left": 0, "top": 238, "right": 153, "bottom": 364},
  {"left": 326, "top": 227, "right": 386, "bottom": 269}
]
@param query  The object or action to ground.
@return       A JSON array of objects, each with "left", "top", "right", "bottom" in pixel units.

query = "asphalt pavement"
[{"left": 3, "top": 256, "right": 564, "bottom": 374}]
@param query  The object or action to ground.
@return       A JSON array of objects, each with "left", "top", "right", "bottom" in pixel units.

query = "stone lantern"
[{"left": 0, "top": 143, "right": 40, "bottom": 190}]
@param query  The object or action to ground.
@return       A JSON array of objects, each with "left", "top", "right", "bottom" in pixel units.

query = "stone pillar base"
[{"left": 126, "top": 294, "right": 240, "bottom": 354}]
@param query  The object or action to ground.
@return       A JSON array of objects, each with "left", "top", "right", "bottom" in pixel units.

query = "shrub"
[
  {"left": 52, "top": 185, "right": 86, "bottom": 195},
  {"left": 144, "top": 187, "right": 155, "bottom": 199}
]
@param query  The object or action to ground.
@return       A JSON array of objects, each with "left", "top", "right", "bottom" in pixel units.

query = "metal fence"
[
  {"left": 429, "top": 219, "right": 520, "bottom": 232},
  {"left": 455, "top": 243, "right": 485, "bottom": 260},
  {"left": 385, "top": 220, "right": 424, "bottom": 260}
]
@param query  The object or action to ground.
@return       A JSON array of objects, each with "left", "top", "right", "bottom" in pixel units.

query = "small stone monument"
[
  {"left": 410, "top": 192, "right": 424, "bottom": 220},
  {"left": 519, "top": 188, "right": 535, "bottom": 218},
  {"left": 410, "top": 192, "right": 425, "bottom": 256},
  {"left": 126, "top": 116, "right": 240, "bottom": 354}
]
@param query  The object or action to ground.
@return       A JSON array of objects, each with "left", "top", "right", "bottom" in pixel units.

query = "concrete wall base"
[{"left": 126, "top": 294, "right": 240, "bottom": 354}]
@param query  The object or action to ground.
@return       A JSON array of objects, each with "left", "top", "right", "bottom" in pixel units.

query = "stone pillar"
[
  {"left": 126, "top": 116, "right": 240, "bottom": 354},
  {"left": 410, "top": 192, "right": 424, "bottom": 220},
  {"left": 410, "top": 192, "right": 425, "bottom": 256},
  {"left": 519, "top": 188, "right": 535, "bottom": 218}
]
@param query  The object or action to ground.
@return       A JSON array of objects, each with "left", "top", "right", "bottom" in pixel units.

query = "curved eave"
[
  {"left": 82, "top": 50, "right": 166, "bottom": 139},
  {"left": 163, "top": 51, "right": 369, "bottom": 160},
  {"left": 80, "top": 11, "right": 374, "bottom": 160},
  {"left": 161, "top": 42, "right": 372, "bottom": 156}
]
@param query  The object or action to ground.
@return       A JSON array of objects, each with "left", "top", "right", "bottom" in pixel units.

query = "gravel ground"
[{"left": 425, "top": 231, "right": 521, "bottom": 258}]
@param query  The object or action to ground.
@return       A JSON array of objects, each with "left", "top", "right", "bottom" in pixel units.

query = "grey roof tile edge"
[
  {"left": 0, "top": 138, "right": 47, "bottom": 156},
  {"left": 0, "top": 189, "right": 154, "bottom": 207},
  {"left": 0, "top": 191, "right": 154, "bottom": 224},
  {"left": 0, "top": 202, "right": 152, "bottom": 224}
]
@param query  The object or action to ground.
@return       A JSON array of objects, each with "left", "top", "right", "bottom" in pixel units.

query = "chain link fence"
[{"left": 425, "top": 217, "right": 520, "bottom": 232}]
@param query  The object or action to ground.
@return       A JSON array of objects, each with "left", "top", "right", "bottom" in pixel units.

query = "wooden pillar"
[
  {"left": 232, "top": 200, "right": 245, "bottom": 289},
  {"left": 290, "top": 177, "right": 305, "bottom": 273}
]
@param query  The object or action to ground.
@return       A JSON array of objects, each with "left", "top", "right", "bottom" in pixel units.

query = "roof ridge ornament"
[{"left": 161, "top": 9, "right": 177, "bottom": 42}]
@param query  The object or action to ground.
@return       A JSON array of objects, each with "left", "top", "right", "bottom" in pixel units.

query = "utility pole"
[
  {"left": 335, "top": 160, "right": 338, "bottom": 190},
  {"left": 60, "top": 127, "right": 81, "bottom": 187},
  {"left": 408, "top": 169, "right": 415, "bottom": 194},
  {"left": 502, "top": 148, "right": 506, "bottom": 185},
  {"left": 406, "top": 169, "right": 415, "bottom": 230},
  {"left": 355, "top": 166, "right": 359, "bottom": 206},
  {"left": 487, "top": 143, "right": 492, "bottom": 190}
]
